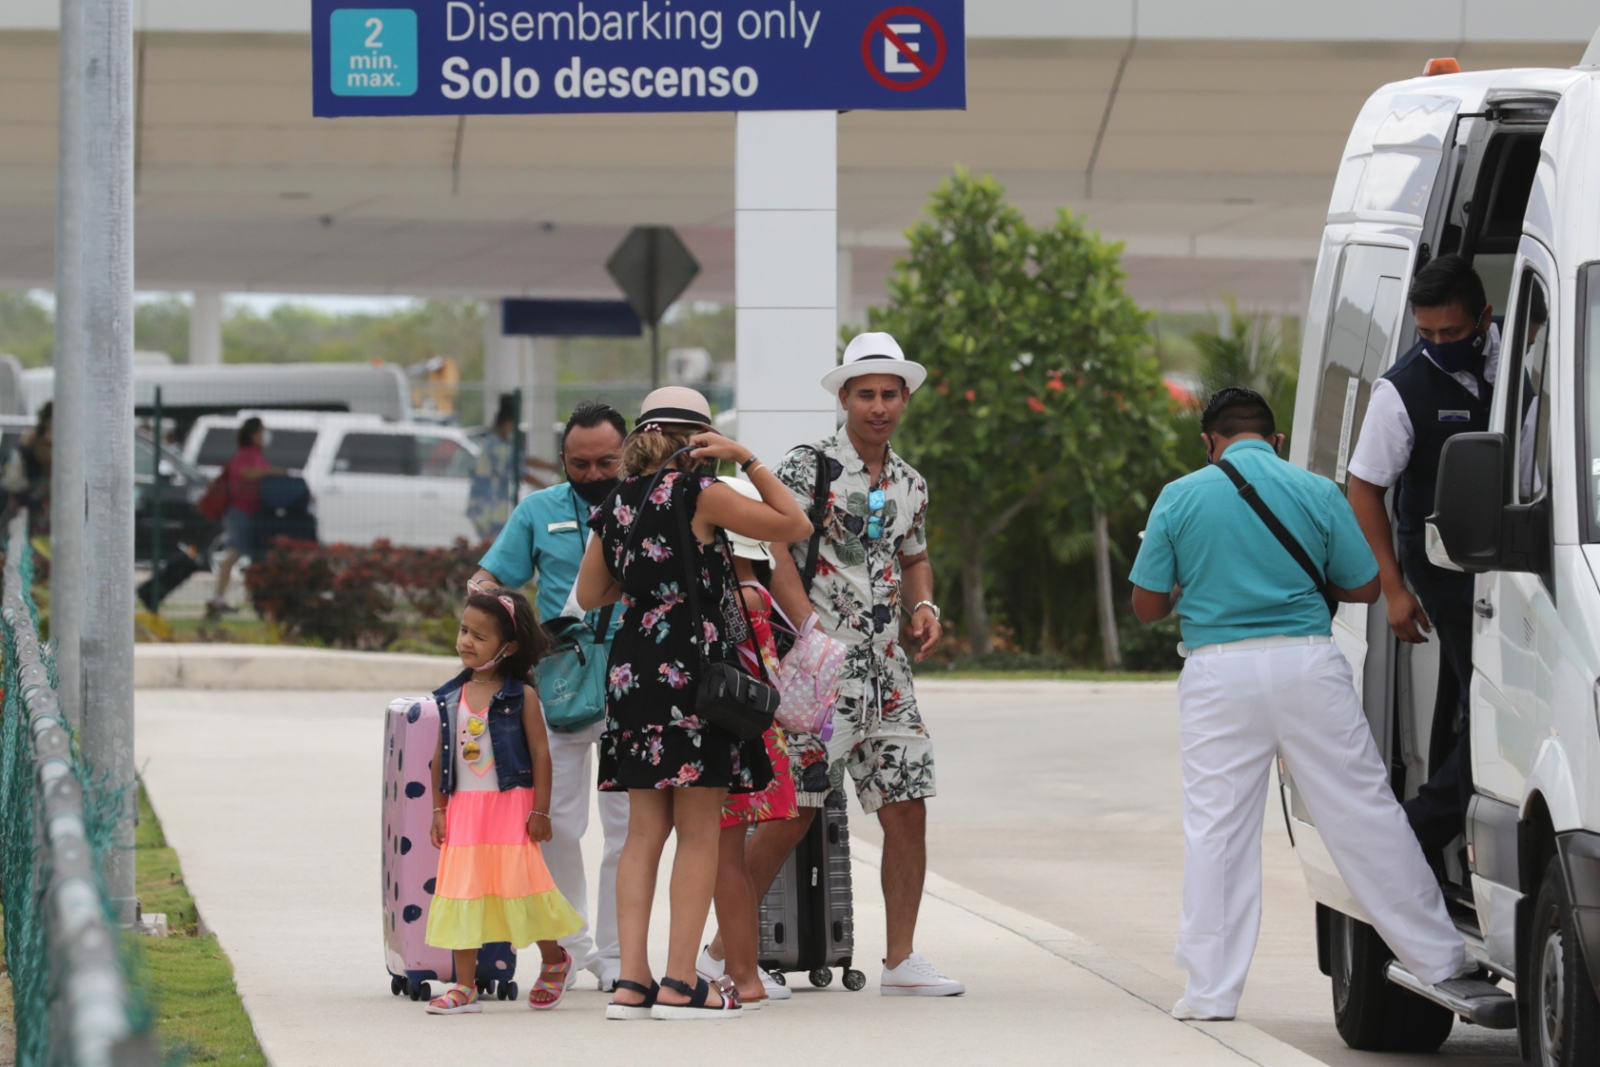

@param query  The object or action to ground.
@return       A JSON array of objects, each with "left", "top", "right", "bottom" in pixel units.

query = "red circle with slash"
[{"left": 862, "top": 6, "right": 947, "bottom": 92}]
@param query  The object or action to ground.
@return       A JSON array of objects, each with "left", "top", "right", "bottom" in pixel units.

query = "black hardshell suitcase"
[{"left": 757, "top": 789, "right": 866, "bottom": 991}]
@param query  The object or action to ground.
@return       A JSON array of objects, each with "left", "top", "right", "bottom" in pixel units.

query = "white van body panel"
[{"left": 1288, "top": 69, "right": 1600, "bottom": 984}]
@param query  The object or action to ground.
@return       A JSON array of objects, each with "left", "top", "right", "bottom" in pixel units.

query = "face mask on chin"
[
  {"left": 1423, "top": 326, "right": 1486, "bottom": 374},
  {"left": 571, "top": 476, "right": 619, "bottom": 506}
]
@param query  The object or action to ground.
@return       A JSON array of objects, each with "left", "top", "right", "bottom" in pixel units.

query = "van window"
[
  {"left": 416, "top": 436, "right": 472, "bottom": 479},
  {"left": 1307, "top": 244, "right": 1410, "bottom": 483},
  {"left": 1505, "top": 270, "right": 1551, "bottom": 504},
  {"left": 334, "top": 433, "right": 414, "bottom": 476}
]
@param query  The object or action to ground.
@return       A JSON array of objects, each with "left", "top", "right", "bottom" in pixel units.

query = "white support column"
[
  {"left": 735, "top": 111, "right": 837, "bottom": 465},
  {"left": 837, "top": 245, "right": 856, "bottom": 335},
  {"left": 482, "top": 299, "right": 523, "bottom": 426},
  {"left": 529, "top": 336, "right": 559, "bottom": 466},
  {"left": 188, "top": 290, "right": 223, "bottom": 365}
]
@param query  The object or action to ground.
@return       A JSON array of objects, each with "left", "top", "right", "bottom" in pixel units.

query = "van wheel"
[
  {"left": 1328, "top": 908, "right": 1454, "bottom": 1051},
  {"left": 1528, "top": 856, "right": 1600, "bottom": 1067}
]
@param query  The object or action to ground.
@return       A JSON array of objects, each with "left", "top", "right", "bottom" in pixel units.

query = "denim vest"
[{"left": 433, "top": 670, "right": 534, "bottom": 795}]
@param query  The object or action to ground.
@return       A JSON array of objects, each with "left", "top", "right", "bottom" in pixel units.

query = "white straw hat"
[
  {"left": 716, "top": 476, "right": 775, "bottom": 565},
  {"left": 637, "top": 386, "right": 713, "bottom": 427},
  {"left": 821, "top": 331, "right": 927, "bottom": 395}
]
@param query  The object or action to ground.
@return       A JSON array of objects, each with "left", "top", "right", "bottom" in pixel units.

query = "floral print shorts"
[{"left": 787, "top": 689, "right": 936, "bottom": 814}]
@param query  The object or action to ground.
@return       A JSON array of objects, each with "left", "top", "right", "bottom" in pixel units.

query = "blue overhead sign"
[{"left": 313, "top": 0, "right": 965, "bottom": 116}]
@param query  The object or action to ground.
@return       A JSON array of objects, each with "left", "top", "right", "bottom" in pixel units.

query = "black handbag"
[{"left": 646, "top": 451, "right": 779, "bottom": 742}]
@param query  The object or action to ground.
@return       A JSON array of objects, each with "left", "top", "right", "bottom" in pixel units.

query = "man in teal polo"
[
  {"left": 470, "top": 400, "right": 628, "bottom": 990},
  {"left": 1129, "top": 387, "right": 1463, "bottom": 1022}
]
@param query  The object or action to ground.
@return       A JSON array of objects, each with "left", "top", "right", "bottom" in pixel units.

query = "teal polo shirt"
[
  {"left": 478, "top": 482, "right": 620, "bottom": 636},
  {"left": 1129, "top": 439, "right": 1378, "bottom": 648}
]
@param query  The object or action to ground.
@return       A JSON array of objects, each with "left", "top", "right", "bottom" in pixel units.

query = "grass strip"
[{"left": 136, "top": 784, "right": 268, "bottom": 1067}]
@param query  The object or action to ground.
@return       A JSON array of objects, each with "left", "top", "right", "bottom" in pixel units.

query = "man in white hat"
[{"left": 754, "top": 331, "right": 962, "bottom": 996}]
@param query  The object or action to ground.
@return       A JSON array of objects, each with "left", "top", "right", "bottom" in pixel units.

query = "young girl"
[
  {"left": 424, "top": 588, "right": 584, "bottom": 1015},
  {"left": 697, "top": 476, "right": 798, "bottom": 1008}
]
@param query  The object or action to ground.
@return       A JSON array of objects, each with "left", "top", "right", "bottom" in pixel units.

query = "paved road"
[
  {"left": 134, "top": 687, "right": 1324, "bottom": 1067},
  {"left": 862, "top": 680, "right": 1520, "bottom": 1067}
]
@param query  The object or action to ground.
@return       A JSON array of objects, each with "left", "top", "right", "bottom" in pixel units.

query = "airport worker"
[
  {"left": 1130, "top": 386, "right": 1464, "bottom": 1022},
  {"left": 468, "top": 400, "right": 629, "bottom": 991},
  {"left": 1346, "top": 254, "right": 1495, "bottom": 854}
]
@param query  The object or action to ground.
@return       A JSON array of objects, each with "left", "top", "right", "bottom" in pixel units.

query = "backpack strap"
[
  {"left": 1214, "top": 458, "right": 1339, "bottom": 619},
  {"left": 796, "top": 445, "right": 832, "bottom": 595}
]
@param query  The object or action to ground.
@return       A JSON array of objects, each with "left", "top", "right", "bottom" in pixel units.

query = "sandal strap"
[
  {"left": 659, "top": 976, "right": 708, "bottom": 1006},
  {"left": 612, "top": 978, "right": 658, "bottom": 1006}
]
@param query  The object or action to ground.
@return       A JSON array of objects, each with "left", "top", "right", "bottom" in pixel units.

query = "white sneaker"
[
  {"left": 880, "top": 953, "right": 965, "bottom": 997},
  {"left": 696, "top": 946, "right": 726, "bottom": 981},
  {"left": 761, "top": 970, "right": 792, "bottom": 1001},
  {"left": 1171, "top": 997, "right": 1233, "bottom": 1022}
]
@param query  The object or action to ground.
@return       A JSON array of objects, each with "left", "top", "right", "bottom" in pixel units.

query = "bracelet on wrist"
[
  {"left": 740, "top": 454, "right": 759, "bottom": 472},
  {"left": 530, "top": 810, "right": 549, "bottom": 819}
]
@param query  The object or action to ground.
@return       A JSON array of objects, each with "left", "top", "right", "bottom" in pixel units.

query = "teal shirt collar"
[{"left": 1220, "top": 438, "right": 1278, "bottom": 460}]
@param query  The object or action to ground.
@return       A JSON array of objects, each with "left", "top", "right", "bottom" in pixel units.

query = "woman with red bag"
[{"left": 207, "top": 417, "right": 284, "bottom": 619}]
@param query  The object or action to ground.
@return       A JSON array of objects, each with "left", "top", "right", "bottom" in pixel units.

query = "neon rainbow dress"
[{"left": 424, "top": 692, "right": 582, "bottom": 949}]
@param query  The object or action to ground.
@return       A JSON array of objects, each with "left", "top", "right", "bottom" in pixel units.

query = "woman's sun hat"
[
  {"left": 716, "top": 476, "right": 775, "bottom": 565},
  {"left": 637, "top": 386, "right": 714, "bottom": 428},
  {"left": 821, "top": 331, "right": 928, "bottom": 396}
]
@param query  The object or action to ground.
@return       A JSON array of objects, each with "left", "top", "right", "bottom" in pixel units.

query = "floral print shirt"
[{"left": 772, "top": 433, "right": 929, "bottom": 705}]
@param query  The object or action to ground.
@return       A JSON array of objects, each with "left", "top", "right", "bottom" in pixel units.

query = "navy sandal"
[
  {"left": 650, "top": 975, "right": 743, "bottom": 1020},
  {"left": 605, "top": 979, "right": 659, "bottom": 1021}
]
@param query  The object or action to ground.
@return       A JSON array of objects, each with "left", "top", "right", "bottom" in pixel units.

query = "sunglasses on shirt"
[{"left": 866, "top": 489, "right": 886, "bottom": 540}]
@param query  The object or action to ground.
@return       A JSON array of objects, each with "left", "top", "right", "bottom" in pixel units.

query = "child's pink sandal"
[
  {"left": 528, "top": 947, "right": 574, "bottom": 1010},
  {"left": 426, "top": 984, "right": 481, "bottom": 1015}
]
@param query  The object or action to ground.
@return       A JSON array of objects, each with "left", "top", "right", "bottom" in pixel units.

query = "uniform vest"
[{"left": 1381, "top": 340, "right": 1492, "bottom": 543}]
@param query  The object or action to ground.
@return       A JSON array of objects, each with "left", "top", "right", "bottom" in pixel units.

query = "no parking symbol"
[{"left": 862, "top": 6, "right": 948, "bottom": 92}]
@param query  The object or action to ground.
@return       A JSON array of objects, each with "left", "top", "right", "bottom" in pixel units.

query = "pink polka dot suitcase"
[{"left": 383, "top": 697, "right": 518, "bottom": 1002}]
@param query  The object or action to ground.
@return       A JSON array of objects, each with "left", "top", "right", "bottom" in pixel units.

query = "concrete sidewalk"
[{"left": 135, "top": 688, "right": 1330, "bottom": 1067}]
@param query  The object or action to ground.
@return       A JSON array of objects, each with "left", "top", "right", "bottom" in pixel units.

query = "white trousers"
[
  {"left": 1175, "top": 642, "right": 1464, "bottom": 1017},
  {"left": 544, "top": 721, "right": 629, "bottom": 977}
]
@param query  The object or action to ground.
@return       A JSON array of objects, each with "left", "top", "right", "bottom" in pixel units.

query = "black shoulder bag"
[
  {"left": 1215, "top": 459, "right": 1339, "bottom": 619},
  {"left": 648, "top": 452, "right": 780, "bottom": 742}
]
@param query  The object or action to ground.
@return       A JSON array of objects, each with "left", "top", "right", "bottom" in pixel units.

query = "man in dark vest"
[{"left": 1347, "top": 254, "right": 1497, "bottom": 853}]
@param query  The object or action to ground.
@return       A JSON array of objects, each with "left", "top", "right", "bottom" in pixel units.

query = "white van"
[
  {"left": 184, "top": 412, "right": 483, "bottom": 549},
  {"left": 1288, "top": 45, "right": 1600, "bottom": 1064}
]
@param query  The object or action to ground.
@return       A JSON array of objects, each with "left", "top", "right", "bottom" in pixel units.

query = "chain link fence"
[{"left": 1, "top": 512, "right": 153, "bottom": 1067}]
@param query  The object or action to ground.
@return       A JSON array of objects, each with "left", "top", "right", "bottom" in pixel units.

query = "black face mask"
[{"left": 571, "top": 477, "right": 619, "bottom": 506}]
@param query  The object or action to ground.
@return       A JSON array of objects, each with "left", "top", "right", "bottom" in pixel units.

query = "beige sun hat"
[
  {"left": 637, "top": 386, "right": 713, "bottom": 428},
  {"left": 716, "top": 476, "right": 775, "bottom": 565},
  {"left": 821, "top": 331, "right": 927, "bottom": 395}
]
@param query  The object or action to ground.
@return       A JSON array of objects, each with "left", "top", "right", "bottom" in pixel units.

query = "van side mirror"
[
  {"left": 1426, "top": 431, "right": 1549, "bottom": 576},
  {"left": 1428, "top": 433, "right": 1505, "bottom": 571}
]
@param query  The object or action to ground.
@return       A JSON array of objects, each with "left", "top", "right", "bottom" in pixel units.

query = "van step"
[{"left": 1383, "top": 962, "right": 1517, "bottom": 1029}]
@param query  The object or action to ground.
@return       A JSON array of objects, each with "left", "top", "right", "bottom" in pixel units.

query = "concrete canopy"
[{"left": 0, "top": 1, "right": 1593, "bottom": 311}]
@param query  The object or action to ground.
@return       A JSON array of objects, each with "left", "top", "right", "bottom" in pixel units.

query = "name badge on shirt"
[
  {"left": 1438, "top": 410, "right": 1471, "bottom": 422},
  {"left": 546, "top": 520, "right": 579, "bottom": 532}
]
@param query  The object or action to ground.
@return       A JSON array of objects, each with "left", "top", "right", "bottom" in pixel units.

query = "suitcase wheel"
[
  {"left": 408, "top": 979, "right": 432, "bottom": 1002},
  {"left": 390, "top": 975, "right": 405, "bottom": 996},
  {"left": 505, "top": 981, "right": 518, "bottom": 1000},
  {"left": 763, "top": 968, "right": 787, "bottom": 987},
  {"left": 843, "top": 969, "right": 867, "bottom": 992},
  {"left": 808, "top": 968, "right": 834, "bottom": 988}
]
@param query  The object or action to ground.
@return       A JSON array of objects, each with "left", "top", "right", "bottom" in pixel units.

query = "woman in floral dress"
[{"left": 576, "top": 387, "right": 812, "bottom": 1020}]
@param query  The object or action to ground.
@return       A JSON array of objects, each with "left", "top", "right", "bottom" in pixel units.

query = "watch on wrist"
[{"left": 912, "top": 600, "right": 941, "bottom": 622}]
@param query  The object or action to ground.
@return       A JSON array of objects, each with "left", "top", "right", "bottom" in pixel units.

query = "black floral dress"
[{"left": 590, "top": 470, "right": 773, "bottom": 793}]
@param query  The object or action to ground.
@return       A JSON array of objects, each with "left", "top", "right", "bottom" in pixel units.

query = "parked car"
[
  {"left": 182, "top": 411, "right": 483, "bottom": 548},
  {"left": 1288, "top": 44, "right": 1600, "bottom": 1064},
  {"left": 135, "top": 430, "right": 221, "bottom": 566}
]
